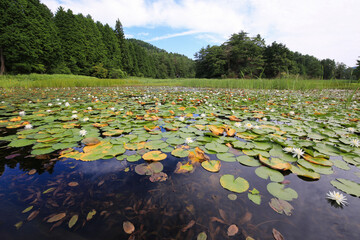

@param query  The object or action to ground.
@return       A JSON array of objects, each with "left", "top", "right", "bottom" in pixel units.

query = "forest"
[{"left": 0, "top": 0, "right": 359, "bottom": 80}]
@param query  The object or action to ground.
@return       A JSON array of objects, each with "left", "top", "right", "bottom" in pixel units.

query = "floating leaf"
[
  {"left": 171, "top": 148, "right": 190, "bottom": 158},
  {"left": 330, "top": 178, "right": 360, "bottom": 197},
  {"left": 216, "top": 153, "right": 236, "bottom": 162},
  {"left": 205, "top": 142, "right": 228, "bottom": 153},
  {"left": 255, "top": 166, "right": 284, "bottom": 182},
  {"left": 123, "top": 221, "right": 135, "bottom": 234},
  {"left": 220, "top": 174, "right": 249, "bottom": 193},
  {"left": 248, "top": 188, "right": 261, "bottom": 205},
  {"left": 201, "top": 160, "right": 221, "bottom": 172},
  {"left": 303, "top": 154, "right": 333, "bottom": 167},
  {"left": 188, "top": 147, "right": 210, "bottom": 163},
  {"left": 267, "top": 182, "right": 298, "bottom": 201},
  {"left": 175, "top": 162, "right": 194, "bottom": 173},
  {"left": 68, "top": 215, "right": 78, "bottom": 229},
  {"left": 259, "top": 156, "right": 291, "bottom": 171},
  {"left": 82, "top": 137, "right": 100, "bottom": 146},
  {"left": 47, "top": 213, "right": 66, "bottom": 223},
  {"left": 142, "top": 151, "right": 167, "bottom": 161},
  {"left": 236, "top": 155, "right": 261, "bottom": 167},
  {"left": 290, "top": 164, "right": 320, "bottom": 179},
  {"left": 28, "top": 169, "right": 36, "bottom": 175},
  {"left": 298, "top": 158, "right": 333, "bottom": 175},
  {"left": 135, "top": 162, "right": 163, "bottom": 175}
]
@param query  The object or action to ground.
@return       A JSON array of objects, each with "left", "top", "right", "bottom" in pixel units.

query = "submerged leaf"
[
  {"left": 47, "top": 213, "right": 66, "bottom": 223},
  {"left": 227, "top": 224, "right": 238, "bottom": 236},
  {"left": 123, "top": 221, "right": 135, "bottom": 234},
  {"left": 68, "top": 215, "right": 78, "bottom": 229},
  {"left": 197, "top": 232, "right": 207, "bottom": 240}
]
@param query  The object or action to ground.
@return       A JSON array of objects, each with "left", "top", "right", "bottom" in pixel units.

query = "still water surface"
[{"left": 0, "top": 142, "right": 359, "bottom": 240}]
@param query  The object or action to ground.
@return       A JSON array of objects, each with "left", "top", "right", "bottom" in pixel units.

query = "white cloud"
[
  {"left": 42, "top": 0, "right": 360, "bottom": 66},
  {"left": 147, "top": 30, "right": 199, "bottom": 41}
]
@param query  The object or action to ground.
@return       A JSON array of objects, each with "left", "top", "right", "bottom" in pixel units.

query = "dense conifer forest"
[{"left": 0, "top": 0, "right": 359, "bottom": 79}]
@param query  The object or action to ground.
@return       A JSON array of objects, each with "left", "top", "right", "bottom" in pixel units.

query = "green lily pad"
[
  {"left": 267, "top": 182, "right": 298, "bottom": 201},
  {"left": 255, "top": 166, "right": 285, "bottom": 182},
  {"left": 330, "top": 178, "right": 360, "bottom": 197},
  {"left": 290, "top": 164, "right": 321, "bottom": 179},
  {"left": 171, "top": 148, "right": 190, "bottom": 158},
  {"left": 220, "top": 174, "right": 249, "bottom": 193},
  {"left": 248, "top": 188, "right": 261, "bottom": 205},
  {"left": 8, "top": 139, "right": 36, "bottom": 147},
  {"left": 298, "top": 158, "right": 333, "bottom": 175},
  {"left": 236, "top": 155, "right": 261, "bottom": 167},
  {"left": 205, "top": 142, "right": 228, "bottom": 153},
  {"left": 216, "top": 153, "right": 236, "bottom": 162}
]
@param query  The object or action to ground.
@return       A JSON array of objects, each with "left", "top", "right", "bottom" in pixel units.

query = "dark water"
[{"left": 0, "top": 143, "right": 360, "bottom": 240}]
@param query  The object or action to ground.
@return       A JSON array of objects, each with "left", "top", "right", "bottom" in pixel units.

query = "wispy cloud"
[{"left": 147, "top": 30, "right": 199, "bottom": 41}]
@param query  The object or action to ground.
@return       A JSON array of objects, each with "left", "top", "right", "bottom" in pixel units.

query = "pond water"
[
  {"left": 0, "top": 87, "right": 359, "bottom": 239},
  {"left": 0, "top": 144, "right": 359, "bottom": 239}
]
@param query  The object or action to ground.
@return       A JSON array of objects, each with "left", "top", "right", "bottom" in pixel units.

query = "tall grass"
[{"left": 0, "top": 74, "right": 358, "bottom": 90}]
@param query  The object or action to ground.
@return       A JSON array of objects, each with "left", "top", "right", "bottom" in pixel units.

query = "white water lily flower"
[
  {"left": 234, "top": 122, "right": 241, "bottom": 128},
  {"left": 19, "top": 111, "right": 26, "bottom": 116},
  {"left": 326, "top": 191, "right": 347, "bottom": 206},
  {"left": 350, "top": 139, "right": 359, "bottom": 147},
  {"left": 179, "top": 116, "right": 185, "bottom": 121},
  {"left": 87, "top": 107, "right": 92, "bottom": 110},
  {"left": 79, "top": 129, "right": 87, "bottom": 137},
  {"left": 185, "top": 137, "right": 194, "bottom": 144},
  {"left": 48, "top": 103, "right": 53, "bottom": 107},
  {"left": 24, "top": 124, "right": 33, "bottom": 129},
  {"left": 262, "top": 117, "right": 268, "bottom": 121},
  {"left": 346, "top": 127, "right": 355, "bottom": 134},
  {"left": 292, "top": 148, "right": 304, "bottom": 159},
  {"left": 110, "top": 107, "right": 115, "bottom": 111},
  {"left": 270, "top": 109, "right": 275, "bottom": 112},
  {"left": 253, "top": 125, "right": 261, "bottom": 129},
  {"left": 82, "top": 117, "right": 89, "bottom": 122},
  {"left": 72, "top": 110, "right": 78, "bottom": 114},
  {"left": 289, "top": 111, "right": 295, "bottom": 115},
  {"left": 200, "top": 113, "right": 206, "bottom": 118},
  {"left": 65, "top": 102, "right": 70, "bottom": 107},
  {"left": 245, "top": 123, "right": 253, "bottom": 129},
  {"left": 283, "top": 147, "right": 293, "bottom": 153},
  {"left": 71, "top": 114, "right": 78, "bottom": 119}
]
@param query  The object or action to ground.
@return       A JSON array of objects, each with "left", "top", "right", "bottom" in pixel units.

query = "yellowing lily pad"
[
  {"left": 201, "top": 160, "right": 221, "bottom": 172},
  {"left": 142, "top": 151, "right": 167, "bottom": 161}
]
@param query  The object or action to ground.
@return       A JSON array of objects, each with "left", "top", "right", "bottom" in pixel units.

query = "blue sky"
[{"left": 43, "top": 0, "right": 360, "bottom": 66}]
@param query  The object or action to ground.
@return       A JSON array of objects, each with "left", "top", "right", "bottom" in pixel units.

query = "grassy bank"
[{"left": 0, "top": 74, "right": 358, "bottom": 90}]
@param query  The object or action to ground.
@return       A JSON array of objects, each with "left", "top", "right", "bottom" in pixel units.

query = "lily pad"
[
  {"left": 330, "top": 178, "right": 360, "bottom": 197},
  {"left": 267, "top": 182, "right": 298, "bottom": 201},
  {"left": 201, "top": 160, "right": 221, "bottom": 172},
  {"left": 220, "top": 174, "right": 249, "bottom": 193},
  {"left": 142, "top": 151, "right": 167, "bottom": 161},
  {"left": 236, "top": 155, "right": 261, "bottom": 167},
  {"left": 255, "top": 166, "right": 284, "bottom": 182},
  {"left": 205, "top": 142, "right": 228, "bottom": 153},
  {"left": 216, "top": 153, "right": 236, "bottom": 162}
]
